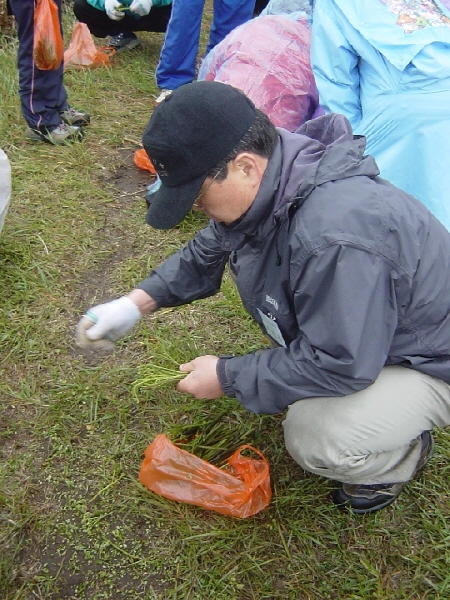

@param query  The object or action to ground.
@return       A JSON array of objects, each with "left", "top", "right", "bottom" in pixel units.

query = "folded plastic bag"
[
  {"left": 139, "top": 434, "right": 271, "bottom": 518},
  {"left": 134, "top": 148, "right": 156, "bottom": 173},
  {"left": 64, "top": 22, "right": 112, "bottom": 70},
  {"left": 33, "top": 0, "right": 64, "bottom": 70},
  {"left": 198, "top": 15, "right": 319, "bottom": 132}
]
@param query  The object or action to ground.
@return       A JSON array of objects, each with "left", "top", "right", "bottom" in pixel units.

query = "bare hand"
[{"left": 177, "top": 355, "right": 224, "bottom": 399}]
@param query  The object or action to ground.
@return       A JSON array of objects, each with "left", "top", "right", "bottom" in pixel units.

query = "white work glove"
[
  {"left": 76, "top": 296, "right": 141, "bottom": 350},
  {"left": 129, "top": 0, "right": 152, "bottom": 16},
  {"left": 105, "top": 0, "right": 125, "bottom": 21}
]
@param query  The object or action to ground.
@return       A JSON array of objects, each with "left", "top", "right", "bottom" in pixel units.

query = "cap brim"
[{"left": 145, "top": 172, "right": 207, "bottom": 229}]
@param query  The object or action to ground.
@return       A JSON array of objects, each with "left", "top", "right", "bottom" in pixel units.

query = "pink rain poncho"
[{"left": 198, "top": 15, "right": 320, "bottom": 132}]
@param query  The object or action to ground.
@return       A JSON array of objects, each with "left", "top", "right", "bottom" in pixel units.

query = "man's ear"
[{"left": 232, "top": 152, "right": 267, "bottom": 184}]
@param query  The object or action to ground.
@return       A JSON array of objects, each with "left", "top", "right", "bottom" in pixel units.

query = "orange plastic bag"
[
  {"left": 64, "top": 22, "right": 112, "bottom": 70},
  {"left": 139, "top": 434, "right": 271, "bottom": 518},
  {"left": 134, "top": 148, "right": 157, "bottom": 174},
  {"left": 33, "top": 0, "right": 64, "bottom": 70}
]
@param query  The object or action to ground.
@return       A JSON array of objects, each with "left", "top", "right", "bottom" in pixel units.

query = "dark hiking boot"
[{"left": 332, "top": 430, "right": 434, "bottom": 514}]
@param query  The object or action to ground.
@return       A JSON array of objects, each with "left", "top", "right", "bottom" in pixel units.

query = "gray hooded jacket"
[{"left": 138, "top": 113, "right": 450, "bottom": 414}]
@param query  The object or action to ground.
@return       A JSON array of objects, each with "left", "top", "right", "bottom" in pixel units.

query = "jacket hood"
[{"left": 274, "top": 113, "right": 380, "bottom": 217}]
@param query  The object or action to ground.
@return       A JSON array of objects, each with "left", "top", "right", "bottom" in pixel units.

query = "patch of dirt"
[
  {"left": 37, "top": 528, "right": 170, "bottom": 599},
  {"left": 74, "top": 147, "right": 155, "bottom": 309},
  {"left": 14, "top": 515, "right": 171, "bottom": 600},
  {"left": 114, "top": 148, "right": 154, "bottom": 202},
  {"left": 71, "top": 148, "right": 156, "bottom": 362}
]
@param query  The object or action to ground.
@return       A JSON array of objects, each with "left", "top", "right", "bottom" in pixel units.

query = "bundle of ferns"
[
  {"left": 133, "top": 359, "right": 260, "bottom": 464},
  {"left": 169, "top": 411, "right": 259, "bottom": 465}
]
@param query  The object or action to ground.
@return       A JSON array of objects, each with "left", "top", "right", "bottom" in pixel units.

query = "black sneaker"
[
  {"left": 332, "top": 430, "right": 434, "bottom": 514},
  {"left": 107, "top": 32, "right": 141, "bottom": 52}
]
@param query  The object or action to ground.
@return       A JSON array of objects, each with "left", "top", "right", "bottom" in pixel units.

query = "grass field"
[{"left": 2, "top": 6, "right": 450, "bottom": 600}]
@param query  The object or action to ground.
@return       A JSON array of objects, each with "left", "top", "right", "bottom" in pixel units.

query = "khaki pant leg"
[{"left": 282, "top": 366, "right": 450, "bottom": 485}]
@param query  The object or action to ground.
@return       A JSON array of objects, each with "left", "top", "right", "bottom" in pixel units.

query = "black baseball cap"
[{"left": 142, "top": 81, "right": 257, "bottom": 229}]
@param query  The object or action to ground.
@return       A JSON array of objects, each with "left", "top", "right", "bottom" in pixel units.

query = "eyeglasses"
[{"left": 192, "top": 170, "right": 221, "bottom": 209}]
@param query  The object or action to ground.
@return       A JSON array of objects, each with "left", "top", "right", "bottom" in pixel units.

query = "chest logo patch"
[{"left": 265, "top": 295, "right": 279, "bottom": 311}]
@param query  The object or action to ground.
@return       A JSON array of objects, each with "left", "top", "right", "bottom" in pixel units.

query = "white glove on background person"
[
  {"left": 105, "top": 0, "right": 125, "bottom": 21},
  {"left": 129, "top": 0, "right": 153, "bottom": 16},
  {"left": 76, "top": 296, "right": 141, "bottom": 350}
]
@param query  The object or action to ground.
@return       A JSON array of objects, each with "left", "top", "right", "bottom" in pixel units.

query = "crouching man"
[{"left": 77, "top": 81, "right": 450, "bottom": 514}]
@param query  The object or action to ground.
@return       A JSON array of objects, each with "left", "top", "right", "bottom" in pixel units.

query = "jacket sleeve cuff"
[
  {"left": 216, "top": 356, "right": 236, "bottom": 398},
  {"left": 135, "top": 274, "right": 172, "bottom": 308}
]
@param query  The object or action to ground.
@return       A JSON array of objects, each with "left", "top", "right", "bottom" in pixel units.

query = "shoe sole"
[
  {"left": 60, "top": 116, "right": 91, "bottom": 127},
  {"left": 332, "top": 486, "right": 403, "bottom": 515},
  {"left": 350, "top": 495, "right": 400, "bottom": 515}
]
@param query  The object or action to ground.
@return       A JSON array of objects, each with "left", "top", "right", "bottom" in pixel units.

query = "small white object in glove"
[
  {"left": 105, "top": 0, "right": 125, "bottom": 21},
  {"left": 129, "top": 0, "right": 153, "bottom": 16},
  {"left": 76, "top": 296, "right": 141, "bottom": 350}
]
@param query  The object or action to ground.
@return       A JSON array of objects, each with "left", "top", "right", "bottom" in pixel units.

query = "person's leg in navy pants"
[{"left": 9, "top": 0, "right": 68, "bottom": 133}]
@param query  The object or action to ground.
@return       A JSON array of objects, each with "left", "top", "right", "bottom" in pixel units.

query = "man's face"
[{"left": 191, "top": 153, "right": 267, "bottom": 225}]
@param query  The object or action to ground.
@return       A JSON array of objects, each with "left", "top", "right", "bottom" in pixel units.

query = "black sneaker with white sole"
[
  {"left": 332, "top": 430, "right": 434, "bottom": 514},
  {"left": 107, "top": 32, "right": 141, "bottom": 52}
]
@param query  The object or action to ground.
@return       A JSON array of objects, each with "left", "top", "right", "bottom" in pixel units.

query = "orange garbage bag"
[
  {"left": 139, "top": 434, "right": 272, "bottom": 518},
  {"left": 33, "top": 0, "right": 64, "bottom": 70},
  {"left": 64, "top": 22, "right": 112, "bottom": 70},
  {"left": 134, "top": 148, "right": 157, "bottom": 174}
]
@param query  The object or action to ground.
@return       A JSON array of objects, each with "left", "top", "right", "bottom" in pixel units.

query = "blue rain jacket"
[{"left": 311, "top": 0, "right": 450, "bottom": 231}]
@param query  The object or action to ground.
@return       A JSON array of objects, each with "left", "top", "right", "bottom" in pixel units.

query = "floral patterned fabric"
[{"left": 379, "top": 0, "right": 450, "bottom": 33}]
